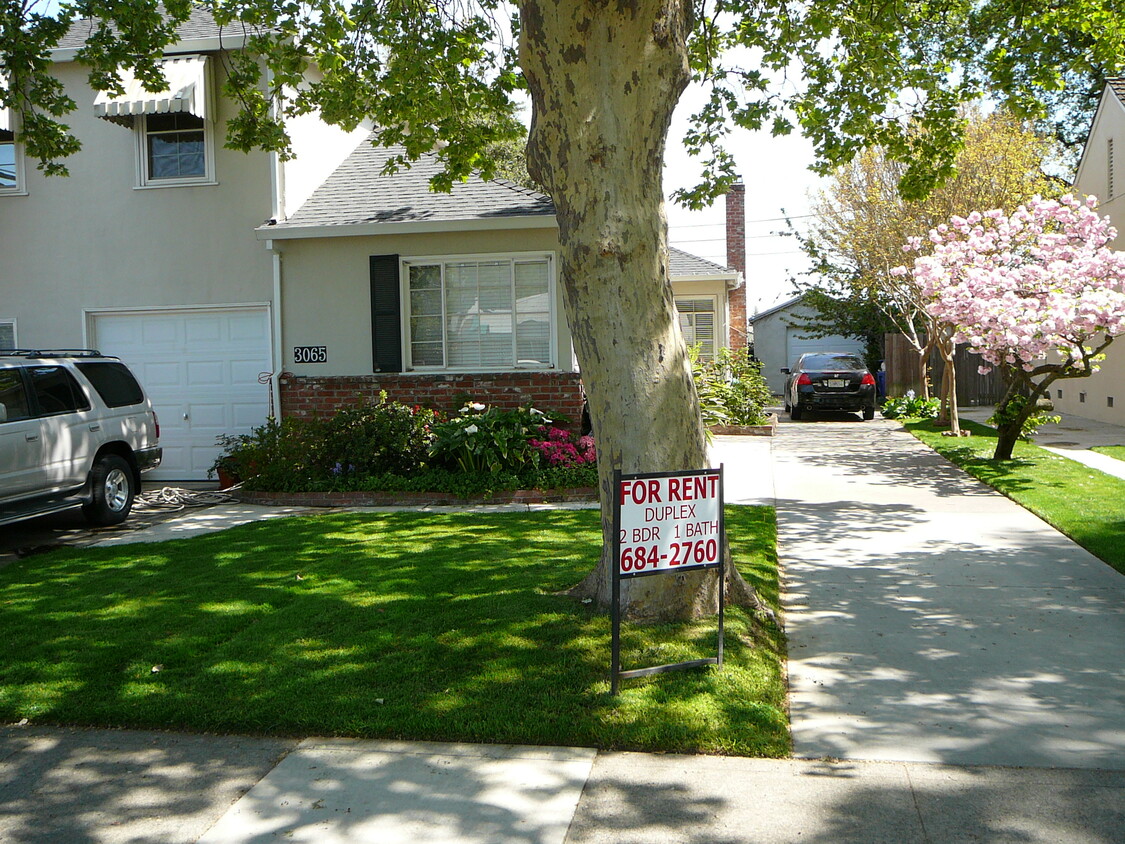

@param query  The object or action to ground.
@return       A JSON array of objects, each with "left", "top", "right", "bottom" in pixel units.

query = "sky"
[{"left": 663, "top": 83, "right": 825, "bottom": 316}]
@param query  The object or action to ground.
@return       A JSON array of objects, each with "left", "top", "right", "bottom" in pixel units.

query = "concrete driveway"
[{"left": 775, "top": 415, "right": 1125, "bottom": 769}]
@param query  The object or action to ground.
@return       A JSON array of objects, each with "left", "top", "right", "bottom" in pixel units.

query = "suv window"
[
  {"left": 28, "top": 366, "right": 91, "bottom": 415},
  {"left": 77, "top": 361, "right": 145, "bottom": 407},
  {"left": 0, "top": 368, "right": 31, "bottom": 422}
]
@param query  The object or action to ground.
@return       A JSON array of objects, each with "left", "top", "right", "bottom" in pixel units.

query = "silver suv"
[{"left": 0, "top": 350, "right": 162, "bottom": 528}]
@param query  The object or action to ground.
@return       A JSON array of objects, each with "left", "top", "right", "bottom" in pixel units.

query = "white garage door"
[
  {"left": 91, "top": 307, "right": 273, "bottom": 480},
  {"left": 785, "top": 328, "right": 866, "bottom": 369}
]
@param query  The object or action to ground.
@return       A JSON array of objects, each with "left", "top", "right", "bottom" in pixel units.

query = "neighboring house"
[
  {"left": 0, "top": 9, "right": 744, "bottom": 480},
  {"left": 1054, "top": 78, "right": 1125, "bottom": 424},
  {"left": 750, "top": 295, "right": 867, "bottom": 393}
]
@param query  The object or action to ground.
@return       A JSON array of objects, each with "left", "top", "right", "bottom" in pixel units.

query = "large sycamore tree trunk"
[{"left": 519, "top": 0, "right": 762, "bottom": 621}]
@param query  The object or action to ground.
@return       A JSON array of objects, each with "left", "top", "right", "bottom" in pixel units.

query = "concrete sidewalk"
[{"left": 3, "top": 725, "right": 1124, "bottom": 843}]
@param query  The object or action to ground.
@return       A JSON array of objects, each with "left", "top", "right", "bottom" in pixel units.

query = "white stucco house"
[
  {"left": 0, "top": 9, "right": 744, "bottom": 479},
  {"left": 1052, "top": 78, "right": 1125, "bottom": 424}
]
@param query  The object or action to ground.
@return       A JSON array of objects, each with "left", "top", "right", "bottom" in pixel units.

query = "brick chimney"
[{"left": 725, "top": 181, "right": 748, "bottom": 350}]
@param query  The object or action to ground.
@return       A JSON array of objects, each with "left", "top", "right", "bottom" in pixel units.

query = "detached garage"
[
  {"left": 751, "top": 296, "right": 866, "bottom": 394},
  {"left": 88, "top": 306, "right": 274, "bottom": 480}
]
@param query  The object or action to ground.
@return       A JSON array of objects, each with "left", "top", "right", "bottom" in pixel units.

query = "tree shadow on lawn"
[{"left": 0, "top": 510, "right": 787, "bottom": 756}]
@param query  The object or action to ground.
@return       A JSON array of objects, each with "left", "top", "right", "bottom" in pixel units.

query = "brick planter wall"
[
  {"left": 280, "top": 371, "right": 586, "bottom": 428},
  {"left": 237, "top": 488, "right": 597, "bottom": 507}
]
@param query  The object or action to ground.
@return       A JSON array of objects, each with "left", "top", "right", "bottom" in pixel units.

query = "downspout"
[
  {"left": 266, "top": 64, "right": 284, "bottom": 419},
  {"left": 268, "top": 242, "right": 283, "bottom": 419}
]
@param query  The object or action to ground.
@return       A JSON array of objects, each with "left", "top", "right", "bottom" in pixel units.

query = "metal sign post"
[{"left": 611, "top": 465, "right": 725, "bottom": 694}]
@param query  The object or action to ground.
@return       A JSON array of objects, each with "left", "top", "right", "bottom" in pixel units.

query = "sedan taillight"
[
  {"left": 153, "top": 411, "right": 160, "bottom": 440},
  {"left": 860, "top": 373, "right": 876, "bottom": 386},
  {"left": 797, "top": 373, "right": 813, "bottom": 386}
]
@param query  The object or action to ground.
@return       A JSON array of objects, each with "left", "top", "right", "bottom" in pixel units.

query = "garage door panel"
[
  {"left": 229, "top": 315, "right": 270, "bottom": 342},
  {"left": 186, "top": 318, "right": 223, "bottom": 343},
  {"left": 186, "top": 360, "right": 226, "bottom": 385},
  {"left": 187, "top": 403, "right": 227, "bottom": 429},
  {"left": 138, "top": 361, "right": 181, "bottom": 387},
  {"left": 92, "top": 307, "right": 271, "bottom": 480}
]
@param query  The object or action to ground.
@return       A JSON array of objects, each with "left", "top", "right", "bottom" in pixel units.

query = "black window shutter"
[{"left": 369, "top": 254, "right": 402, "bottom": 373}]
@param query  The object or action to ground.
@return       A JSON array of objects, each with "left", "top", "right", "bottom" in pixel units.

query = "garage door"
[
  {"left": 785, "top": 328, "right": 866, "bottom": 369},
  {"left": 91, "top": 307, "right": 273, "bottom": 480}
]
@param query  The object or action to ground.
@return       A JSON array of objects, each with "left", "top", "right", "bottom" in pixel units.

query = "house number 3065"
[{"left": 294, "top": 346, "right": 328, "bottom": 364}]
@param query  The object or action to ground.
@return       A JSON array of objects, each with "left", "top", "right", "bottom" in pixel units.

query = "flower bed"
[{"left": 210, "top": 394, "right": 598, "bottom": 499}]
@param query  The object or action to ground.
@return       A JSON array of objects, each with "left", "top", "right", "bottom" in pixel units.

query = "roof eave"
[
  {"left": 256, "top": 214, "right": 559, "bottom": 240},
  {"left": 750, "top": 294, "right": 805, "bottom": 321},
  {"left": 670, "top": 271, "right": 741, "bottom": 287},
  {"left": 50, "top": 33, "right": 249, "bottom": 63}
]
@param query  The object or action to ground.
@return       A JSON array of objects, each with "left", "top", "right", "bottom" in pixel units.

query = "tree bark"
[
  {"left": 936, "top": 332, "right": 960, "bottom": 435},
  {"left": 519, "top": 0, "right": 764, "bottom": 621}
]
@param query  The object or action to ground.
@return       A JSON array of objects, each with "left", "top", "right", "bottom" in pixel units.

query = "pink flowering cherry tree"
[{"left": 896, "top": 194, "right": 1125, "bottom": 459}]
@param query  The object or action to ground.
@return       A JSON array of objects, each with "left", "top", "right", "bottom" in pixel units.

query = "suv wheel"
[
  {"left": 790, "top": 405, "right": 804, "bottom": 421},
  {"left": 83, "top": 455, "right": 136, "bottom": 526}
]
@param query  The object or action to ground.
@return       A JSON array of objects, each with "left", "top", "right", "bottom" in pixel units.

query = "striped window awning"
[{"left": 93, "top": 55, "right": 211, "bottom": 122}]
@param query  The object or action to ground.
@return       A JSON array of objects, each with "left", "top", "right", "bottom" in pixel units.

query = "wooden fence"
[{"left": 883, "top": 333, "right": 1007, "bottom": 407}]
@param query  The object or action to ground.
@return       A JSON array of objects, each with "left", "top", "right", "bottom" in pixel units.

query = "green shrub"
[
  {"left": 212, "top": 392, "right": 436, "bottom": 490},
  {"left": 987, "top": 394, "right": 1060, "bottom": 441},
  {"left": 321, "top": 394, "right": 437, "bottom": 476},
  {"left": 881, "top": 393, "right": 941, "bottom": 420},
  {"left": 211, "top": 396, "right": 594, "bottom": 496},
  {"left": 429, "top": 403, "right": 548, "bottom": 474},
  {"left": 690, "top": 346, "right": 773, "bottom": 426}
]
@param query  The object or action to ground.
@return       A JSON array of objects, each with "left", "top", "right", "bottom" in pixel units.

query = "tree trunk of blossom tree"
[
  {"left": 935, "top": 331, "right": 961, "bottom": 435},
  {"left": 519, "top": 0, "right": 766, "bottom": 621}
]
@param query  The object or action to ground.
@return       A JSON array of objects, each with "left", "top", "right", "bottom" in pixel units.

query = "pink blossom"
[{"left": 901, "top": 195, "right": 1125, "bottom": 374}]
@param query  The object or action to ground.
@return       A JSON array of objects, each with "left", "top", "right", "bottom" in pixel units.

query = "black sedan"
[{"left": 782, "top": 353, "right": 877, "bottom": 421}]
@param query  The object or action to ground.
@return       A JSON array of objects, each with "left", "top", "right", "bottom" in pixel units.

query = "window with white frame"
[
  {"left": 138, "top": 112, "right": 213, "bottom": 186},
  {"left": 676, "top": 297, "right": 718, "bottom": 360},
  {"left": 0, "top": 127, "right": 24, "bottom": 195},
  {"left": 0, "top": 319, "right": 16, "bottom": 349},
  {"left": 404, "top": 255, "right": 554, "bottom": 370}
]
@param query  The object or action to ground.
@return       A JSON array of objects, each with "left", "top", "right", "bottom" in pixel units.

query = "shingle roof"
[
  {"left": 55, "top": 6, "right": 226, "bottom": 51},
  {"left": 277, "top": 139, "right": 555, "bottom": 228},
  {"left": 273, "top": 138, "right": 735, "bottom": 278},
  {"left": 668, "top": 248, "right": 733, "bottom": 275},
  {"left": 1109, "top": 78, "right": 1125, "bottom": 104}
]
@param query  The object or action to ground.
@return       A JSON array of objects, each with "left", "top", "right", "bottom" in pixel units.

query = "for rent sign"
[
  {"left": 610, "top": 466, "right": 726, "bottom": 694},
  {"left": 616, "top": 469, "right": 723, "bottom": 577}
]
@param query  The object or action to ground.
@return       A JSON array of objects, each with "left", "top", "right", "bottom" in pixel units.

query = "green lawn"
[
  {"left": 1092, "top": 445, "right": 1125, "bottom": 462},
  {"left": 0, "top": 507, "right": 788, "bottom": 756},
  {"left": 906, "top": 420, "right": 1125, "bottom": 575}
]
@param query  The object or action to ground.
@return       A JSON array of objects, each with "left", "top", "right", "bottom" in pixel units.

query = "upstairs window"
[
  {"left": 143, "top": 112, "right": 207, "bottom": 182},
  {"left": 403, "top": 255, "right": 555, "bottom": 371},
  {"left": 0, "top": 126, "right": 24, "bottom": 195},
  {"left": 0, "top": 319, "right": 15, "bottom": 349},
  {"left": 92, "top": 55, "right": 215, "bottom": 188}
]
